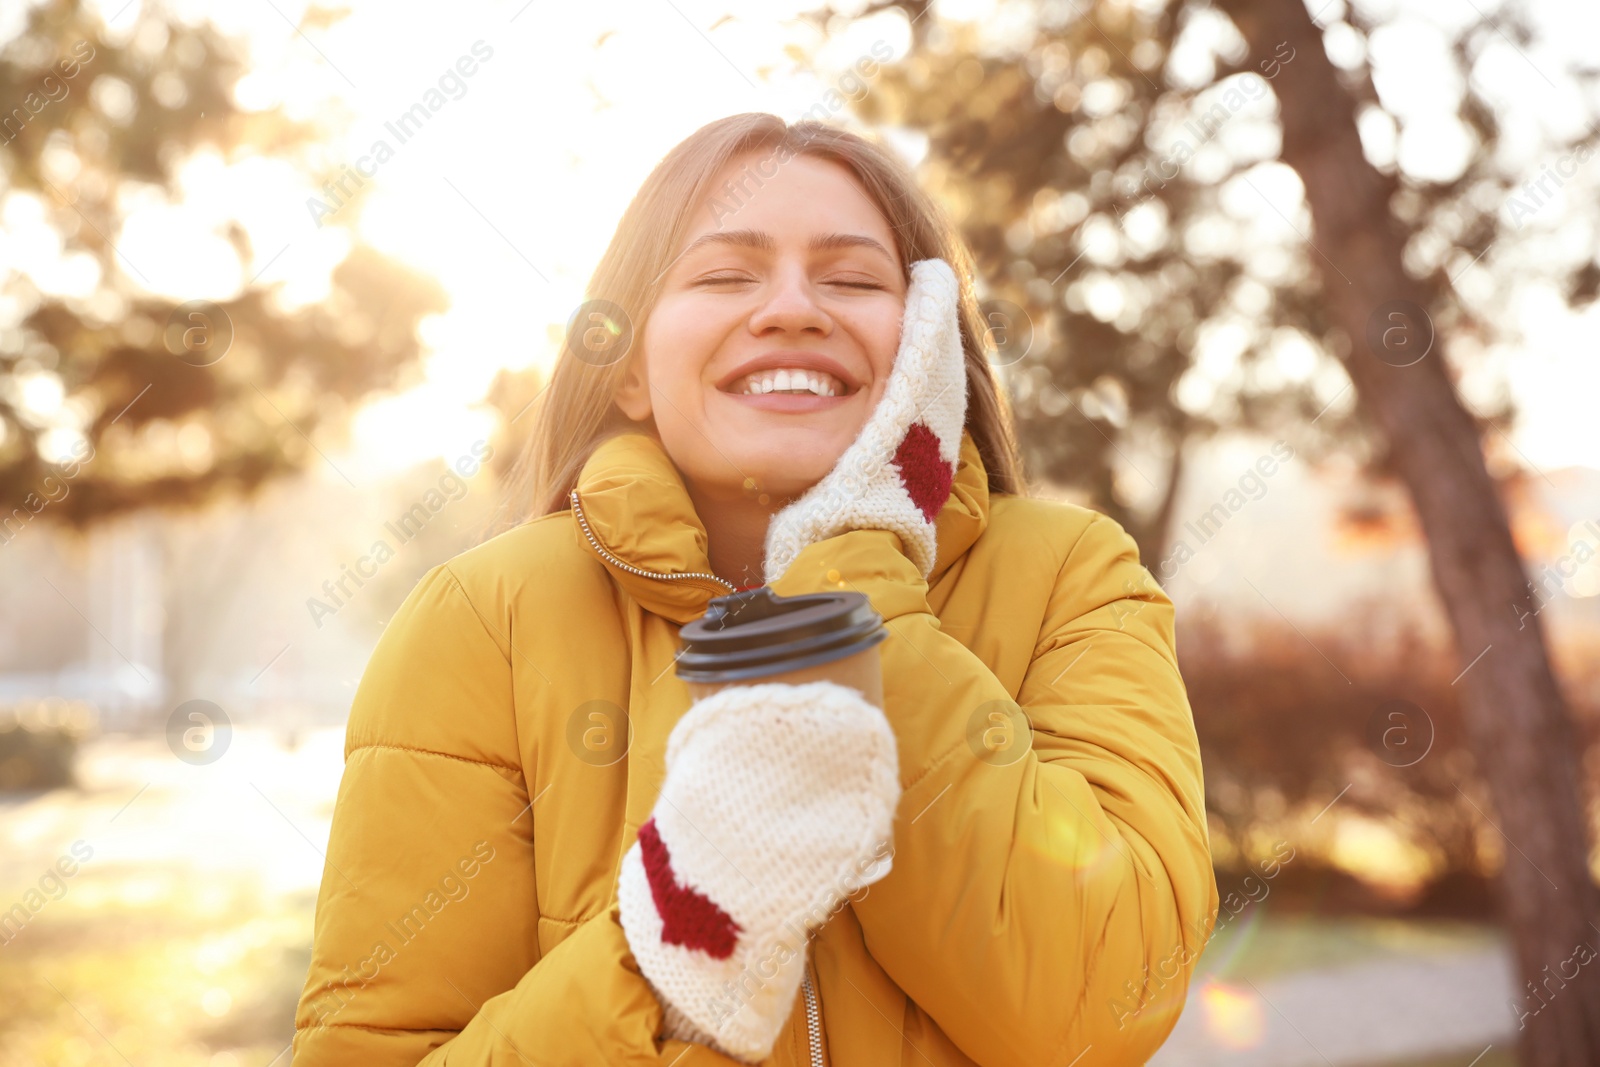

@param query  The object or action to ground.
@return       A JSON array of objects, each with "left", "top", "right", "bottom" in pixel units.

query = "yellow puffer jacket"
[{"left": 292, "top": 428, "right": 1218, "bottom": 1067}]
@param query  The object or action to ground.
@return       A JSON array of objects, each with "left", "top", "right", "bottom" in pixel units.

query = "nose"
[{"left": 746, "top": 264, "right": 833, "bottom": 337}]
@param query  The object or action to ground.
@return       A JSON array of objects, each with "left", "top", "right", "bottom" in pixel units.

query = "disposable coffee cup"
[{"left": 676, "top": 586, "right": 888, "bottom": 708}]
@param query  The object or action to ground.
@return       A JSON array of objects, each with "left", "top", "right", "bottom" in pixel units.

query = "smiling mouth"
[{"left": 719, "top": 367, "right": 857, "bottom": 398}]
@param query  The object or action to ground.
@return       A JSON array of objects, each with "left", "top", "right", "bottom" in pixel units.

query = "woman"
[{"left": 291, "top": 113, "right": 1217, "bottom": 1067}]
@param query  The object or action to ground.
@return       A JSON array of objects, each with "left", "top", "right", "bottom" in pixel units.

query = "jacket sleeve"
[
  {"left": 292, "top": 563, "right": 747, "bottom": 1067},
  {"left": 770, "top": 512, "right": 1219, "bottom": 1067}
]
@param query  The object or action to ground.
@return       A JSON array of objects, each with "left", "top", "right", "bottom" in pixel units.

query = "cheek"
[
  {"left": 845, "top": 301, "right": 906, "bottom": 392},
  {"left": 642, "top": 298, "right": 726, "bottom": 389}
]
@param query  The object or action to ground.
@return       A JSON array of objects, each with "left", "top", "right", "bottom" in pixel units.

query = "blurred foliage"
[
  {"left": 822, "top": 0, "right": 1598, "bottom": 559},
  {"left": 0, "top": 698, "right": 95, "bottom": 790},
  {"left": 0, "top": 0, "right": 446, "bottom": 526},
  {"left": 1182, "top": 605, "right": 1600, "bottom": 912}
]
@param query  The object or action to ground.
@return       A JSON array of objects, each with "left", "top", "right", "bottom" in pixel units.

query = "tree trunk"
[
  {"left": 1213, "top": 0, "right": 1600, "bottom": 1061},
  {"left": 1141, "top": 436, "right": 1186, "bottom": 569}
]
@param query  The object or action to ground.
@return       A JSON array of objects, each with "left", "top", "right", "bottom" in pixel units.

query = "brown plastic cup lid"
[{"left": 676, "top": 585, "right": 887, "bottom": 683}]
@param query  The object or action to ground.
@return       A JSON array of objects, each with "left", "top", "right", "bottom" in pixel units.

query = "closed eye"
[{"left": 690, "top": 272, "right": 887, "bottom": 290}]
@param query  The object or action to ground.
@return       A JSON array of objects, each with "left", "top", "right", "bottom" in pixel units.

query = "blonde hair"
[{"left": 499, "top": 112, "right": 1024, "bottom": 526}]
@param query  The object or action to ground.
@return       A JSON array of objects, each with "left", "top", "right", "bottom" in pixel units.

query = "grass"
[
  {"left": 1356, "top": 1047, "right": 1514, "bottom": 1067},
  {"left": 1193, "top": 906, "right": 1507, "bottom": 985},
  {"left": 0, "top": 730, "right": 1519, "bottom": 1065},
  {"left": 0, "top": 728, "right": 342, "bottom": 1066},
  {"left": 2, "top": 892, "right": 1514, "bottom": 1065},
  {"left": 0, "top": 881, "right": 313, "bottom": 1066}
]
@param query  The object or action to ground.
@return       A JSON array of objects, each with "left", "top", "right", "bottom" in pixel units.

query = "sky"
[{"left": 12, "top": 0, "right": 1600, "bottom": 480}]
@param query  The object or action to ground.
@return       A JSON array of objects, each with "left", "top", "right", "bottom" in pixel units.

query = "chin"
[
  {"left": 696, "top": 416, "right": 842, "bottom": 474},
  {"left": 740, "top": 450, "right": 837, "bottom": 501}
]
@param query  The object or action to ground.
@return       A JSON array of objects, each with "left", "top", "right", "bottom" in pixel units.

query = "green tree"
[
  {"left": 0, "top": 0, "right": 444, "bottom": 534},
  {"left": 846, "top": 0, "right": 1394, "bottom": 563},
  {"left": 840, "top": 0, "right": 1600, "bottom": 1061}
]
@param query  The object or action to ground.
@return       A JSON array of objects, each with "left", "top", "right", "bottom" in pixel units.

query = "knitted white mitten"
[
  {"left": 616, "top": 681, "right": 901, "bottom": 1063},
  {"left": 762, "top": 257, "right": 969, "bottom": 585}
]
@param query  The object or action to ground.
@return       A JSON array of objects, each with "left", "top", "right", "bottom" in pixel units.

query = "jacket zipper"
[
  {"left": 569, "top": 488, "right": 738, "bottom": 595},
  {"left": 573, "top": 487, "right": 815, "bottom": 1055},
  {"left": 802, "top": 969, "right": 824, "bottom": 1067}
]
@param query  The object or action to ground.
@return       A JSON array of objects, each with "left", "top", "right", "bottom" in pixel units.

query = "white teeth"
[{"left": 734, "top": 367, "right": 844, "bottom": 397}]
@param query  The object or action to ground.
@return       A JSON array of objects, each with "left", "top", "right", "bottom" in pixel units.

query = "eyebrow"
[{"left": 676, "top": 228, "right": 899, "bottom": 267}]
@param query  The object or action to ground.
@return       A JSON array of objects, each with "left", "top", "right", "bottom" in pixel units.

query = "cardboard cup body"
[{"left": 685, "top": 642, "right": 883, "bottom": 710}]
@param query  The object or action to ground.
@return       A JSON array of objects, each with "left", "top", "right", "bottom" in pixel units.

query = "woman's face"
[{"left": 615, "top": 150, "right": 909, "bottom": 505}]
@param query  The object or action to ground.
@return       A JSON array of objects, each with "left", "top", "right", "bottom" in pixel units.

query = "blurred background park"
[{"left": 2, "top": 0, "right": 1599, "bottom": 1063}]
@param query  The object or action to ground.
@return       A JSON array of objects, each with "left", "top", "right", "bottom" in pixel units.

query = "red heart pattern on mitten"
[
  {"left": 763, "top": 258, "right": 968, "bottom": 584},
  {"left": 616, "top": 681, "right": 900, "bottom": 1063}
]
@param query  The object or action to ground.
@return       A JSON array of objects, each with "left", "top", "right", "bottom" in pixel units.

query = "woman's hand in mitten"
[
  {"left": 616, "top": 680, "right": 901, "bottom": 1064},
  {"left": 762, "top": 257, "right": 969, "bottom": 586}
]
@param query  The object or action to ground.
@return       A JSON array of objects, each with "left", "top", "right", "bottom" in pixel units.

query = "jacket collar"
[{"left": 569, "top": 429, "right": 992, "bottom": 623}]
